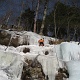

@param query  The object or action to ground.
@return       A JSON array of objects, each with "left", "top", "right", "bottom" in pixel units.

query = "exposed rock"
[
  {"left": 0, "top": 30, "right": 11, "bottom": 46},
  {"left": 49, "top": 39, "right": 64, "bottom": 45},
  {"left": 23, "top": 47, "right": 30, "bottom": 53},
  {"left": 55, "top": 68, "right": 69, "bottom": 80},
  {"left": 0, "top": 30, "right": 29, "bottom": 47},
  {"left": 45, "top": 51, "right": 49, "bottom": 55},
  {"left": 0, "top": 30, "right": 8, "bottom": 38},
  {"left": 21, "top": 59, "right": 45, "bottom": 80},
  {"left": 10, "top": 36, "right": 19, "bottom": 47}
]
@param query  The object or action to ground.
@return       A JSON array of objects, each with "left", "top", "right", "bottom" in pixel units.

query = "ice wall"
[
  {"left": 60, "top": 42, "right": 80, "bottom": 61},
  {"left": 66, "top": 61, "right": 80, "bottom": 80},
  {"left": 37, "top": 55, "right": 58, "bottom": 80},
  {"left": 2, "top": 30, "right": 80, "bottom": 80},
  {"left": 6, "top": 30, "right": 56, "bottom": 46},
  {"left": 0, "top": 50, "right": 23, "bottom": 80},
  {"left": 60, "top": 42, "right": 80, "bottom": 80},
  {"left": 37, "top": 45, "right": 63, "bottom": 80},
  {"left": 16, "top": 44, "right": 63, "bottom": 80}
]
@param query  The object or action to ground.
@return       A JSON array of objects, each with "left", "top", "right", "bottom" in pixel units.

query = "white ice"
[{"left": 0, "top": 30, "right": 80, "bottom": 80}]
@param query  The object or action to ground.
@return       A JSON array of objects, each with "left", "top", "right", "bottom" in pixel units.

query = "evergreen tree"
[{"left": 17, "top": 8, "right": 35, "bottom": 31}]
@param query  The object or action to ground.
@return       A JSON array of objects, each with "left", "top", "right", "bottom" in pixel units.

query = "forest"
[{"left": 0, "top": 0, "right": 80, "bottom": 41}]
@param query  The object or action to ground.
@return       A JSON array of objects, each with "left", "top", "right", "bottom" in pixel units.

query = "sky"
[
  {"left": 0, "top": 0, "right": 58, "bottom": 25},
  {"left": 0, "top": 0, "right": 25, "bottom": 24},
  {"left": 0, "top": 0, "right": 80, "bottom": 25}
]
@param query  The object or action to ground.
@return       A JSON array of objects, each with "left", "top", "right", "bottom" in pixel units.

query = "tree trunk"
[
  {"left": 33, "top": 0, "right": 40, "bottom": 33},
  {"left": 39, "top": 0, "right": 48, "bottom": 35},
  {"left": 67, "top": 18, "right": 71, "bottom": 41},
  {"left": 67, "top": 20, "right": 69, "bottom": 39},
  {"left": 6, "top": 15, "right": 10, "bottom": 25},
  {"left": 17, "top": 2, "right": 24, "bottom": 29},
  {"left": 54, "top": 10, "right": 57, "bottom": 38},
  {"left": 54, "top": 0, "right": 60, "bottom": 38}
]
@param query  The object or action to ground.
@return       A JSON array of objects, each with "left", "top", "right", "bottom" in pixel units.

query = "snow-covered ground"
[{"left": 0, "top": 30, "right": 80, "bottom": 80}]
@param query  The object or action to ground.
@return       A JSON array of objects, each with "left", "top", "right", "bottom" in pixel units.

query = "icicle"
[{"left": 5, "top": 35, "right": 13, "bottom": 51}]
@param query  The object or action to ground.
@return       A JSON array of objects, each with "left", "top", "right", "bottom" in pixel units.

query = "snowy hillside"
[{"left": 0, "top": 30, "right": 80, "bottom": 80}]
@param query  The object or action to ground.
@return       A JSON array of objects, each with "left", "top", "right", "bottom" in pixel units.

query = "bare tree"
[
  {"left": 54, "top": 0, "right": 60, "bottom": 38},
  {"left": 33, "top": 0, "right": 40, "bottom": 33},
  {"left": 70, "top": 0, "right": 80, "bottom": 7},
  {"left": 39, "top": 0, "right": 48, "bottom": 35},
  {"left": 67, "top": 0, "right": 79, "bottom": 40},
  {"left": 2, "top": 10, "right": 12, "bottom": 25},
  {"left": 17, "top": 1, "right": 25, "bottom": 28}
]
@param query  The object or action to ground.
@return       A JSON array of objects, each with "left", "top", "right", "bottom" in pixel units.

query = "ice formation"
[
  {"left": 0, "top": 30, "right": 80, "bottom": 80},
  {"left": 0, "top": 50, "right": 23, "bottom": 80},
  {"left": 60, "top": 42, "right": 80, "bottom": 80}
]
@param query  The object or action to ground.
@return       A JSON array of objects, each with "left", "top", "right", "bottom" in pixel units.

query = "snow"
[{"left": 0, "top": 30, "right": 80, "bottom": 80}]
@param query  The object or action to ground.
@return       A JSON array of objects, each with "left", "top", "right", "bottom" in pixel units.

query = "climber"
[{"left": 38, "top": 38, "right": 44, "bottom": 46}]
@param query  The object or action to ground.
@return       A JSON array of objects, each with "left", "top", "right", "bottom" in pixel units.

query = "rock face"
[
  {"left": 23, "top": 48, "right": 30, "bottom": 53},
  {"left": 0, "top": 30, "right": 11, "bottom": 46},
  {"left": 10, "top": 36, "right": 19, "bottom": 47},
  {"left": 0, "top": 30, "right": 21, "bottom": 47},
  {"left": 0, "top": 30, "right": 30, "bottom": 47},
  {"left": 21, "top": 59, "right": 45, "bottom": 80}
]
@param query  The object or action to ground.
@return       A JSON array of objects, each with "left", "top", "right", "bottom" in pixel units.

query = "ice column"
[
  {"left": 37, "top": 55, "right": 58, "bottom": 80},
  {"left": 60, "top": 42, "right": 80, "bottom": 80},
  {"left": 0, "top": 50, "right": 23, "bottom": 80},
  {"left": 66, "top": 61, "right": 80, "bottom": 80}
]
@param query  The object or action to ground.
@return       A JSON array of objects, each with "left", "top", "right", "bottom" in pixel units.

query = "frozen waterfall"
[
  {"left": 0, "top": 50, "right": 23, "bottom": 80},
  {"left": 60, "top": 42, "right": 80, "bottom": 80}
]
